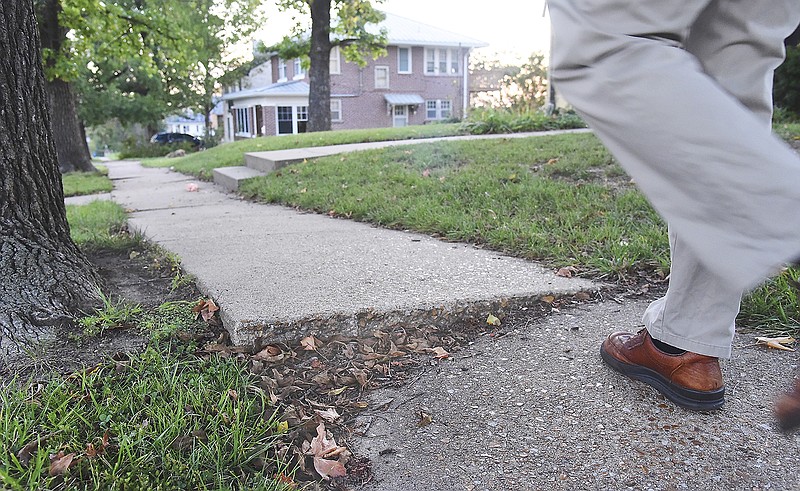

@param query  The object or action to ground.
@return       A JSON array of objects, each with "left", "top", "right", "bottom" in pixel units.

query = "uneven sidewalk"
[
  {"left": 352, "top": 297, "right": 800, "bottom": 491},
  {"left": 107, "top": 160, "right": 594, "bottom": 345}
]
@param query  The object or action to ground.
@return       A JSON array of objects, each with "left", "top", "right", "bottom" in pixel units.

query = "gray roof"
[
  {"left": 378, "top": 12, "right": 488, "bottom": 48},
  {"left": 384, "top": 93, "right": 425, "bottom": 105},
  {"left": 222, "top": 80, "right": 310, "bottom": 101}
]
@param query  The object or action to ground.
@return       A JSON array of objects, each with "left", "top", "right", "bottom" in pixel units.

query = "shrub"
[
  {"left": 462, "top": 108, "right": 587, "bottom": 135},
  {"left": 118, "top": 136, "right": 197, "bottom": 159}
]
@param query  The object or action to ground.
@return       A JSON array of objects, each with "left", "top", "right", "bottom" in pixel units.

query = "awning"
[{"left": 384, "top": 93, "right": 425, "bottom": 105}]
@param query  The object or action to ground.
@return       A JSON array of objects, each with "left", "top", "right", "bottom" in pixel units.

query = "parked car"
[{"left": 150, "top": 132, "right": 204, "bottom": 148}]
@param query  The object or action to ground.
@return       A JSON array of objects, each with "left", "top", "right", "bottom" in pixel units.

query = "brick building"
[{"left": 221, "top": 12, "right": 487, "bottom": 140}]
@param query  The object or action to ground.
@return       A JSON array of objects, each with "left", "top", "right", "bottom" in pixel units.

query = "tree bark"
[
  {"left": 36, "top": 0, "right": 96, "bottom": 173},
  {"left": 0, "top": 0, "right": 101, "bottom": 355},
  {"left": 308, "top": 0, "right": 332, "bottom": 132}
]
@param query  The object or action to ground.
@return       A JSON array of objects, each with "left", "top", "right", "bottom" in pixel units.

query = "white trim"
[
  {"left": 423, "top": 48, "right": 460, "bottom": 76},
  {"left": 374, "top": 65, "right": 390, "bottom": 89},
  {"left": 397, "top": 46, "right": 412, "bottom": 74},
  {"left": 277, "top": 58, "right": 287, "bottom": 82},
  {"left": 330, "top": 99, "right": 343, "bottom": 122},
  {"left": 329, "top": 46, "right": 341, "bottom": 75}
]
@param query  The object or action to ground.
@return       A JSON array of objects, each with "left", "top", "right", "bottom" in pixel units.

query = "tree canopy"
[{"left": 269, "top": 0, "right": 387, "bottom": 132}]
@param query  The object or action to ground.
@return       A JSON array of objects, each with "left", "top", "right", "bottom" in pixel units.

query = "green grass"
[
  {"left": 67, "top": 200, "right": 142, "bottom": 251},
  {"left": 143, "top": 123, "right": 467, "bottom": 180},
  {"left": 0, "top": 203, "right": 294, "bottom": 490},
  {"left": 62, "top": 170, "right": 113, "bottom": 197},
  {"left": 0, "top": 344, "right": 288, "bottom": 490},
  {"left": 242, "top": 133, "right": 669, "bottom": 281}
]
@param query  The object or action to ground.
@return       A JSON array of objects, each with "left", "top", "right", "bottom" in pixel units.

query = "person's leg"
[
  {"left": 548, "top": 0, "right": 800, "bottom": 296},
  {"left": 642, "top": 0, "right": 799, "bottom": 359}
]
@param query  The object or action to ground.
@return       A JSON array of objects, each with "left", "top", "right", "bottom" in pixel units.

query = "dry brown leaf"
[
  {"left": 541, "top": 295, "right": 556, "bottom": 304},
  {"left": 430, "top": 347, "right": 450, "bottom": 359},
  {"left": 227, "top": 389, "right": 238, "bottom": 401},
  {"left": 17, "top": 438, "right": 40, "bottom": 467},
  {"left": 756, "top": 336, "right": 796, "bottom": 351},
  {"left": 49, "top": 451, "right": 76, "bottom": 476},
  {"left": 307, "top": 422, "right": 348, "bottom": 480},
  {"left": 253, "top": 345, "right": 285, "bottom": 362},
  {"left": 418, "top": 410, "right": 433, "bottom": 427},
  {"left": 300, "top": 335, "right": 321, "bottom": 351},
  {"left": 556, "top": 266, "right": 578, "bottom": 278},
  {"left": 315, "top": 408, "right": 341, "bottom": 422},
  {"left": 486, "top": 314, "right": 501, "bottom": 326},
  {"left": 575, "top": 291, "right": 591, "bottom": 301}
]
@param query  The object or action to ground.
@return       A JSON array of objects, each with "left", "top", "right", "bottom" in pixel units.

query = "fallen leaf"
[
  {"left": 430, "top": 347, "right": 450, "bottom": 359},
  {"left": 316, "top": 408, "right": 341, "bottom": 422},
  {"left": 422, "top": 168, "right": 431, "bottom": 177},
  {"left": 253, "top": 345, "right": 285, "bottom": 362},
  {"left": 418, "top": 410, "right": 433, "bottom": 427},
  {"left": 227, "top": 389, "right": 238, "bottom": 401},
  {"left": 49, "top": 451, "right": 76, "bottom": 476},
  {"left": 276, "top": 421, "right": 289, "bottom": 434},
  {"left": 575, "top": 291, "right": 591, "bottom": 301},
  {"left": 17, "top": 438, "right": 40, "bottom": 466},
  {"left": 328, "top": 386, "right": 348, "bottom": 396},
  {"left": 192, "top": 299, "right": 219, "bottom": 322},
  {"left": 300, "top": 335, "right": 321, "bottom": 351},
  {"left": 756, "top": 336, "right": 796, "bottom": 351},
  {"left": 486, "top": 314, "right": 501, "bottom": 326},
  {"left": 556, "top": 266, "right": 578, "bottom": 278},
  {"left": 307, "top": 422, "right": 348, "bottom": 480},
  {"left": 541, "top": 295, "right": 556, "bottom": 304}
]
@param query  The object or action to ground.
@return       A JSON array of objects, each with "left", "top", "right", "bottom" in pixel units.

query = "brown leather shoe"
[
  {"left": 600, "top": 329, "right": 725, "bottom": 411},
  {"left": 775, "top": 380, "right": 800, "bottom": 433}
]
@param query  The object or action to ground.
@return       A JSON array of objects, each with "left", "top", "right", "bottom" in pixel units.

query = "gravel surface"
[{"left": 351, "top": 296, "right": 800, "bottom": 491}]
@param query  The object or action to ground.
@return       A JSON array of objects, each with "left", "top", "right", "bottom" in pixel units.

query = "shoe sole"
[{"left": 600, "top": 345, "right": 724, "bottom": 411}]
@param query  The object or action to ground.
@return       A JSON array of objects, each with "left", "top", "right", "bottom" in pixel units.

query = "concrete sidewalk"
[{"left": 107, "top": 159, "right": 594, "bottom": 345}]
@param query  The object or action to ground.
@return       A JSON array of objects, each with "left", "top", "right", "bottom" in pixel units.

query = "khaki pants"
[{"left": 548, "top": 0, "right": 800, "bottom": 357}]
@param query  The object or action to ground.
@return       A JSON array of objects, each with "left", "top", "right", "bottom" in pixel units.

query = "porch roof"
[{"left": 384, "top": 93, "right": 425, "bottom": 105}]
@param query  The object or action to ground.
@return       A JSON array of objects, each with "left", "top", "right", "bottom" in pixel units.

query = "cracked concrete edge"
[{"left": 221, "top": 290, "right": 602, "bottom": 347}]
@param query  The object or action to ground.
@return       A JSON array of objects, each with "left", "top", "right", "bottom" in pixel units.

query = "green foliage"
[
  {"left": 61, "top": 171, "right": 113, "bottom": 197},
  {"left": 0, "top": 345, "right": 288, "bottom": 490},
  {"left": 78, "top": 290, "right": 144, "bottom": 337},
  {"left": 66, "top": 201, "right": 142, "bottom": 250},
  {"left": 240, "top": 133, "right": 668, "bottom": 280},
  {"left": 119, "top": 138, "right": 198, "bottom": 160},
  {"left": 462, "top": 109, "right": 587, "bottom": 135},
  {"left": 774, "top": 45, "right": 800, "bottom": 118},
  {"left": 740, "top": 268, "right": 800, "bottom": 334}
]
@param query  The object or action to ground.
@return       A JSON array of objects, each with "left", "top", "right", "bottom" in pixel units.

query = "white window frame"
[
  {"left": 293, "top": 58, "right": 306, "bottom": 79},
  {"left": 330, "top": 99, "right": 342, "bottom": 122},
  {"left": 424, "top": 48, "right": 460, "bottom": 76},
  {"left": 234, "top": 107, "right": 252, "bottom": 136},
  {"left": 397, "top": 46, "right": 412, "bottom": 74},
  {"left": 425, "top": 99, "right": 452, "bottom": 120},
  {"left": 278, "top": 58, "right": 287, "bottom": 81},
  {"left": 374, "top": 65, "right": 389, "bottom": 89},
  {"left": 329, "top": 46, "right": 341, "bottom": 75}
]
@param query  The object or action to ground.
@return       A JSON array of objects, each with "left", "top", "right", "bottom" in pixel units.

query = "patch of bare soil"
[{"left": 1, "top": 247, "right": 202, "bottom": 383}]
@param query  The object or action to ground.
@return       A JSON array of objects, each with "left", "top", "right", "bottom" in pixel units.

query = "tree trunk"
[
  {"left": 0, "top": 0, "right": 101, "bottom": 355},
  {"left": 37, "top": 0, "right": 96, "bottom": 173},
  {"left": 308, "top": 0, "right": 332, "bottom": 132}
]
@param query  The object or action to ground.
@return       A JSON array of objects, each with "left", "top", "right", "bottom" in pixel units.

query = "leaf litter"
[{"left": 190, "top": 292, "right": 596, "bottom": 489}]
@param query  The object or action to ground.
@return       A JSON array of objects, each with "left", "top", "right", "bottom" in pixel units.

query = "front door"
[{"left": 393, "top": 105, "right": 408, "bottom": 127}]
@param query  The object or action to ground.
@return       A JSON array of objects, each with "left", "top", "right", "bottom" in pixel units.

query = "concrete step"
[{"left": 213, "top": 166, "right": 266, "bottom": 192}]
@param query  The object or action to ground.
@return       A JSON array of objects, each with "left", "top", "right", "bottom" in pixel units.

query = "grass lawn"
[
  {"left": 61, "top": 169, "right": 113, "bottom": 197},
  {"left": 1, "top": 201, "right": 292, "bottom": 491},
  {"left": 142, "top": 123, "right": 467, "bottom": 180},
  {"left": 239, "top": 130, "right": 800, "bottom": 334}
]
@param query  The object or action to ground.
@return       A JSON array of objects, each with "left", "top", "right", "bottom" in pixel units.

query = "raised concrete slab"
[
  {"left": 108, "top": 160, "right": 597, "bottom": 346},
  {"left": 65, "top": 192, "right": 112, "bottom": 206},
  {"left": 213, "top": 166, "right": 266, "bottom": 192}
]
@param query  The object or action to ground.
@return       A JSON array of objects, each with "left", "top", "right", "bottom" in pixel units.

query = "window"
[
  {"left": 330, "top": 46, "right": 341, "bottom": 75},
  {"left": 235, "top": 107, "right": 251, "bottom": 135},
  {"left": 374, "top": 65, "right": 389, "bottom": 89},
  {"left": 293, "top": 58, "right": 305, "bottom": 79},
  {"left": 424, "top": 48, "right": 460, "bottom": 75},
  {"left": 330, "top": 99, "right": 342, "bottom": 122},
  {"left": 397, "top": 47, "right": 411, "bottom": 73},
  {"left": 296, "top": 106, "right": 308, "bottom": 133},
  {"left": 425, "top": 100, "right": 452, "bottom": 120},
  {"left": 278, "top": 59, "right": 287, "bottom": 81}
]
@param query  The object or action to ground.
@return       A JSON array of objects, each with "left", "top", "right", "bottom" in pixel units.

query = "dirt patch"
[{"left": 0, "top": 247, "right": 203, "bottom": 383}]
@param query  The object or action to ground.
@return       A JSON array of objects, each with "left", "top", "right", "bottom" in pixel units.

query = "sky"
[{"left": 253, "top": 0, "right": 551, "bottom": 65}]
